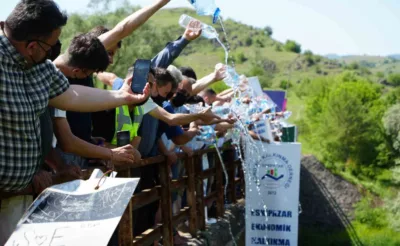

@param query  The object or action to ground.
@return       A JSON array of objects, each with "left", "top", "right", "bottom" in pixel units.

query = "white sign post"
[
  {"left": 6, "top": 169, "right": 139, "bottom": 246},
  {"left": 246, "top": 143, "right": 301, "bottom": 246}
]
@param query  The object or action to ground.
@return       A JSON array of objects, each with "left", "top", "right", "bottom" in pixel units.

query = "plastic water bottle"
[
  {"left": 212, "top": 106, "right": 230, "bottom": 117},
  {"left": 179, "top": 14, "right": 219, "bottom": 39},
  {"left": 187, "top": 0, "right": 221, "bottom": 23},
  {"left": 283, "top": 111, "right": 292, "bottom": 120},
  {"left": 223, "top": 66, "right": 240, "bottom": 88},
  {"left": 196, "top": 125, "right": 216, "bottom": 144}
]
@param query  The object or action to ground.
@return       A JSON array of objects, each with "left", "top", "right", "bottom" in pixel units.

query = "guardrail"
[{"left": 85, "top": 146, "right": 244, "bottom": 246}]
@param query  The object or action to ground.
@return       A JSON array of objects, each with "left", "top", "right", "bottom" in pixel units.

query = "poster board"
[
  {"left": 245, "top": 143, "right": 301, "bottom": 246},
  {"left": 6, "top": 170, "right": 139, "bottom": 246}
]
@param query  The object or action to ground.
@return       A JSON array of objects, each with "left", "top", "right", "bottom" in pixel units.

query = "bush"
[
  {"left": 235, "top": 52, "right": 247, "bottom": 64},
  {"left": 355, "top": 197, "right": 388, "bottom": 229},
  {"left": 284, "top": 40, "right": 301, "bottom": 53},
  {"left": 279, "top": 80, "right": 292, "bottom": 89},
  {"left": 346, "top": 62, "right": 360, "bottom": 70},
  {"left": 376, "top": 71, "right": 385, "bottom": 78},
  {"left": 255, "top": 39, "right": 265, "bottom": 48},
  {"left": 387, "top": 73, "right": 400, "bottom": 86},
  {"left": 245, "top": 37, "right": 253, "bottom": 46},
  {"left": 274, "top": 44, "right": 282, "bottom": 52}
]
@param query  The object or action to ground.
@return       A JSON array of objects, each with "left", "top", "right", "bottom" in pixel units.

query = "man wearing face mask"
[{"left": 0, "top": 0, "right": 152, "bottom": 244}]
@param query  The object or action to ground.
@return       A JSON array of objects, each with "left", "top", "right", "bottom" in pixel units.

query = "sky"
[{"left": 1, "top": 0, "right": 399, "bottom": 56}]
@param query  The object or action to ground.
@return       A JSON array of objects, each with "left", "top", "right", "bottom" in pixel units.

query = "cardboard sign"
[
  {"left": 6, "top": 169, "right": 139, "bottom": 246},
  {"left": 245, "top": 143, "right": 301, "bottom": 246},
  {"left": 248, "top": 77, "right": 263, "bottom": 97}
]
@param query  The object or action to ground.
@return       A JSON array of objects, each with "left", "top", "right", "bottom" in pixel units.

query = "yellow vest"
[{"left": 111, "top": 105, "right": 144, "bottom": 145}]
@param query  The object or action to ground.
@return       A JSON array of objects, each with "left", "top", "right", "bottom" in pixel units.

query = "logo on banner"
[{"left": 256, "top": 153, "right": 293, "bottom": 189}]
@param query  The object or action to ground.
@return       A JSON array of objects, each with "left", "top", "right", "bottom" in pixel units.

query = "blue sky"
[{"left": 1, "top": 0, "right": 399, "bottom": 56}]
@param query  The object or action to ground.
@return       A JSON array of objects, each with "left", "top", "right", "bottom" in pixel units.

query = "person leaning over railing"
[
  {"left": 52, "top": 0, "right": 172, "bottom": 168},
  {"left": 49, "top": 34, "right": 139, "bottom": 169}
]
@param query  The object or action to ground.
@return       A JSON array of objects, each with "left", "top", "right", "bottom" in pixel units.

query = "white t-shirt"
[
  {"left": 143, "top": 97, "right": 158, "bottom": 114},
  {"left": 52, "top": 109, "right": 66, "bottom": 148},
  {"left": 52, "top": 98, "right": 157, "bottom": 147}
]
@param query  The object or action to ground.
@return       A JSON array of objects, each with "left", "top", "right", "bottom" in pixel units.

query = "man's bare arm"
[
  {"left": 99, "top": 0, "right": 170, "bottom": 50},
  {"left": 49, "top": 82, "right": 150, "bottom": 112},
  {"left": 191, "top": 64, "right": 226, "bottom": 96}
]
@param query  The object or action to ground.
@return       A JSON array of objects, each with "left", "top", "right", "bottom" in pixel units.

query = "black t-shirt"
[
  {"left": 66, "top": 76, "right": 94, "bottom": 143},
  {"left": 40, "top": 107, "right": 54, "bottom": 162},
  {"left": 92, "top": 109, "right": 116, "bottom": 143}
]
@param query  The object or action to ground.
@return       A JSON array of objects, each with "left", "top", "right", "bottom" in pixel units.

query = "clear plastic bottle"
[
  {"left": 187, "top": 0, "right": 221, "bottom": 23},
  {"left": 179, "top": 14, "right": 219, "bottom": 39},
  {"left": 212, "top": 105, "right": 230, "bottom": 117},
  {"left": 283, "top": 111, "right": 292, "bottom": 120},
  {"left": 223, "top": 66, "right": 240, "bottom": 88}
]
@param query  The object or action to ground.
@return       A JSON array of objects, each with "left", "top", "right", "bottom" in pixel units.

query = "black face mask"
[
  {"left": 171, "top": 91, "right": 188, "bottom": 108},
  {"left": 152, "top": 95, "right": 166, "bottom": 106},
  {"left": 29, "top": 39, "right": 61, "bottom": 65},
  {"left": 50, "top": 40, "right": 62, "bottom": 62}
]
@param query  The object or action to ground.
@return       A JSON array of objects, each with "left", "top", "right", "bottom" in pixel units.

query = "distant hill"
[{"left": 60, "top": 6, "right": 400, "bottom": 90}]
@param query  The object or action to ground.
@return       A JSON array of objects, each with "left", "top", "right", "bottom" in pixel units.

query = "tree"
[
  {"left": 300, "top": 74, "right": 388, "bottom": 176},
  {"left": 264, "top": 26, "right": 273, "bottom": 36},
  {"left": 303, "top": 50, "right": 314, "bottom": 66},
  {"left": 284, "top": 40, "right": 301, "bottom": 53},
  {"left": 383, "top": 104, "right": 400, "bottom": 157}
]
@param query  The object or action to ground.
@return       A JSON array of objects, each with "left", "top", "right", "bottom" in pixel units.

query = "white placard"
[
  {"left": 245, "top": 143, "right": 301, "bottom": 246},
  {"left": 248, "top": 77, "right": 263, "bottom": 97},
  {"left": 6, "top": 170, "right": 139, "bottom": 246}
]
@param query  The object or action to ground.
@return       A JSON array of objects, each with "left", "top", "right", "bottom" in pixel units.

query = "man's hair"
[
  {"left": 67, "top": 33, "right": 109, "bottom": 71},
  {"left": 183, "top": 76, "right": 196, "bottom": 85},
  {"left": 154, "top": 67, "right": 176, "bottom": 89},
  {"left": 205, "top": 88, "right": 217, "bottom": 96},
  {"left": 180, "top": 66, "right": 197, "bottom": 80},
  {"left": 167, "top": 65, "right": 182, "bottom": 89},
  {"left": 6, "top": 0, "right": 68, "bottom": 41},
  {"left": 88, "top": 26, "right": 122, "bottom": 48},
  {"left": 186, "top": 95, "right": 205, "bottom": 106}
]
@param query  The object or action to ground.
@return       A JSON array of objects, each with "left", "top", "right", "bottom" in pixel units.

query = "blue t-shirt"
[
  {"left": 112, "top": 77, "right": 124, "bottom": 90},
  {"left": 157, "top": 101, "right": 184, "bottom": 140}
]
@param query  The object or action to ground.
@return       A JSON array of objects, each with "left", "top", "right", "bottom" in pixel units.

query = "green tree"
[
  {"left": 303, "top": 50, "right": 314, "bottom": 66},
  {"left": 300, "top": 75, "right": 388, "bottom": 176},
  {"left": 264, "top": 26, "right": 273, "bottom": 36},
  {"left": 284, "top": 40, "right": 301, "bottom": 53}
]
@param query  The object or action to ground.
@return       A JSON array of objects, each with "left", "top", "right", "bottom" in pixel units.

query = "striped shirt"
[{"left": 0, "top": 34, "right": 69, "bottom": 192}]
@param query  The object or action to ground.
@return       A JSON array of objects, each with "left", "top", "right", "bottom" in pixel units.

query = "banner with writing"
[
  {"left": 246, "top": 143, "right": 301, "bottom": 246},
  {"left": 6, "top": 170, "right": 139, "bottom": 246}
]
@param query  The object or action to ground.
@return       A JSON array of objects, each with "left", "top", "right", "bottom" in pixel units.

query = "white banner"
[
  {"left": 6, "top": 169, "right": 139, "bottom": 246},
  {"left": 246, "top": 143, "right": 301, "bottom": 246}
]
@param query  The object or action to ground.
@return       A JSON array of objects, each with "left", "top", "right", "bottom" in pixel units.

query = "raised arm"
[
  {"left": 98, "top": 0, "right": 170, "bottom": 50},
  {"left": 151, "top": 20, "right": 202, "bottom": 68},
  {"left": 191, "top": 63, "right": 226, "bottom": 95}
]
